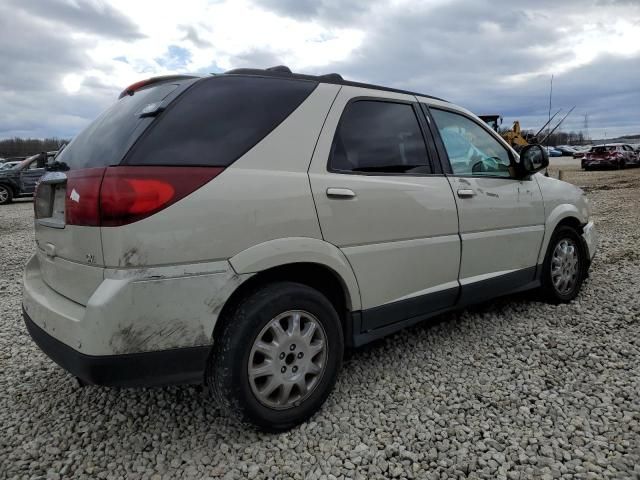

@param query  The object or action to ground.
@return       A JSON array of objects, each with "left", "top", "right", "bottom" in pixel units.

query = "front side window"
[
  {"left": 330, "top": 100, "right": 431, "bottom": 174},
  {"left": 431, "top": 108, "right": 512, "bottom": 177}
]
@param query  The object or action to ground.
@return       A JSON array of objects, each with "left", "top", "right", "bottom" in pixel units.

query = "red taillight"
[
  {"left": 100, "top": 167, "right": 223, "bottom": 226},
  {"left": 65, "top": 167, "right": 223, "bottom": 227},
  {"left": 65, "top": 168, "right": 106, "bottom": 226}
]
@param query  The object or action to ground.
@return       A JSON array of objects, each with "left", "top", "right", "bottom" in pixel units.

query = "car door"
[
  {"left": 623, "top": 145, "right": 638, "bottom": 165},
  {"left": 308, "top": 87, "right": 461, "bottom": 334},
  {"left": 19, "top": 156, "right": 46, "bottom": 194},
  {"left": 425, "top": 105, "right": 546, "bottom": 305}
]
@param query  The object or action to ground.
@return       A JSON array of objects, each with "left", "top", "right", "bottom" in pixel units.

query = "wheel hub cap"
[
  {"left": 0, "top": 187, "right": 8, "bottom": 202},
  {"left": 248, "top": 310, "right": 327, "bottom": 410},
  {"left": 551, "top": 238, "right": 579, "bottom": 295}
]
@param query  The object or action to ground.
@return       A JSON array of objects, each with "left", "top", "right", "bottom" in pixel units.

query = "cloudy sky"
[{"left": 1, "top": 0, "right": 639, "bottom": 140}]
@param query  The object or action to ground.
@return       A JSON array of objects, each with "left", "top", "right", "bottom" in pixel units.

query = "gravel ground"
[{"left": 1, "top": 168, "right": 639, "bottom": 480}]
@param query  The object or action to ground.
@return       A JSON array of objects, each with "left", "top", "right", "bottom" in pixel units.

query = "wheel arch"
[
  {"left": 215, "top": 237, "right": 362, "bottom": 346},
  {"left": 0, "top": 181, "right": 17, "bottom": 195},
  {"left": 228, "top": 237, "right": 361, "bottom": 311},
  {"left": 537, "top": 205, "right": 587, "bottom": 264}
]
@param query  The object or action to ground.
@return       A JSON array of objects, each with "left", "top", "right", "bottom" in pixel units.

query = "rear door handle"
[
  {"left": 326, "top": 188, "right": 356, "bottom": 199},
  {"left": 457, "top": 189, "right": 476, "bottom": 198}
]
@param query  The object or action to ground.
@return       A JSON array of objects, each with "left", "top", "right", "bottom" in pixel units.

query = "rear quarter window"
[{"left": 124, "top": 76, "right": 318, "bottom": 167}]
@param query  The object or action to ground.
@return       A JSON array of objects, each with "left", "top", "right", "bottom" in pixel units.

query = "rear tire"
[
  {"left": 0, "top": 185, "right": 13, "bottom": 205},
  {"left": 541, "top": 226, "right": 587, "bottom": 304},
  {"left": 208, "top": 281, "right": 343, "bottom": 432}
]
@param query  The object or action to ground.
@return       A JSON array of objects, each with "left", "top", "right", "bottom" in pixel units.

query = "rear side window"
[
  {"left": 329, "top": 100, "right": 431, "bottom": 174},
  {"left": 125, "top": 76, "right": 318, "bottom": 167},
  {"left": 54, "top": 83, "right": 180, "bottom": 170}
]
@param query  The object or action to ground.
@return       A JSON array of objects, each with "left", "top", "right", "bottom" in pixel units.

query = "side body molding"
[{"left": 229, "top": 237, "right": 362, "bottom": 311}]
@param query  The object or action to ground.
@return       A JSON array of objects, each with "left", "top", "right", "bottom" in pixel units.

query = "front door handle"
[
  {"left": 457, "top": 189, "right": 476, "bottom": 198},
  {"left": 327, "top": 188, "right": 356, "bottom": 199}
]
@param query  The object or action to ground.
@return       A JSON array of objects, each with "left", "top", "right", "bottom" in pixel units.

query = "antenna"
[
  {"left": 534, "top": 109, "right": 562, "bottom": 140},
  {"left": 539, "top": 106, "right": 576, "bottom": 144}
]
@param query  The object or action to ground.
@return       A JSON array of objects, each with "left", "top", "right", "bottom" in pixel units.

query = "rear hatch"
[
  {"left": 588, "top": 146, "right": 616, "bottom": 160},
  {"left": 33, "top": 79, "right": 196, "bottom": 305}
]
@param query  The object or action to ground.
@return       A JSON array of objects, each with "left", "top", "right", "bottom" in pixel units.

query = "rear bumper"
[
  {"left": 582, "top": 159, "right": 617, "bottom": 168},
  {"left": 22, "top": 253, "right": 251, "bottom": 385},
  {"left": 23, "top": 254, "right": 246, "bottom": 356},
  {"left": 23, "top": 307, "right": 210, "bottom": 387}
]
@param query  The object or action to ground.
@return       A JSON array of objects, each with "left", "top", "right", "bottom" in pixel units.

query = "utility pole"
[
  {"left": 583, "top": 113, "right": 590, "bottom": 145},
  {"left": 547, "top": 74, "right": 554, "bottom": 146}
]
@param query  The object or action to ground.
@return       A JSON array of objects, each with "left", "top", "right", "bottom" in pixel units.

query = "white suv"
[{"left": 22, "top": 67, "right": 596, "bottom": 431}]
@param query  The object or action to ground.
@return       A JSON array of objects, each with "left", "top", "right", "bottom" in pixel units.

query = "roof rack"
[{"left": 223, "top": 65, "right": 446, "bottom": 102}]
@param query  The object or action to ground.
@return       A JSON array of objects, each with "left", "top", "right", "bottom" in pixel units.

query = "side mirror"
[{"left": 517, "top": 144, "right": 549, "bottom": 177}]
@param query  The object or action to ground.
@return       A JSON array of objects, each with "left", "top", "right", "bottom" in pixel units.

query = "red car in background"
[{"left": 581, "top": 144, "right": 640, "bottom": 170}]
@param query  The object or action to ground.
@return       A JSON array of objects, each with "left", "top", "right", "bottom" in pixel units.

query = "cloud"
[
  {"left": 0, "top": 1, "right": 141, "bottom": 138},
  {"left": 1, "top": 0, "right": 639, "bottom": 140},
  {"left": 9, "top": 0, "right": 143, "bottom": 40},
  {"left": 180, "top": 25, "right": 213, "bottom": 48},
  {"left": 156, "top": 45, "right": 192, "bottom": 70},
  {"left": 297, "top": 0, "right": 640, "bottom": 138},
  {"left": 252, "top": 0, "right": 378, "bottom": 24}
]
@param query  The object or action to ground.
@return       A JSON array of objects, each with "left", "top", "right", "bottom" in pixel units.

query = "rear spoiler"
[{"left": 118, "top": 75, "right": 199, "bottom": 99}]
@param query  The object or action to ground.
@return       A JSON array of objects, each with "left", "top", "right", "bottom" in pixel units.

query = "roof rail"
[
  {"left": 265, "top": 65, "right": 292, "bottom": 73},
  {"left": 222, "top": 65, "right": 446, "bottom": 103}
]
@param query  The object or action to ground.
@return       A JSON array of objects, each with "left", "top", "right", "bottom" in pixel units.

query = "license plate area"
[
  {"left": 35, "top": 172, "right": 67, "bottom": 229},
  {"left": 34, "top": 183, "right": 54, "bottom": 218}
]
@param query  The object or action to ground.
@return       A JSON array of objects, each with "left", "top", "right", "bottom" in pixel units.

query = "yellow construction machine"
[{"left": 480, "top": 108, "right": 574, "bottom": 151}]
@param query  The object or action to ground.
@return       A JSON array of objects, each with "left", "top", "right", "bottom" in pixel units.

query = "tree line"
[{"left": 0, "top": 138, "right": 69, "bottom": 158}]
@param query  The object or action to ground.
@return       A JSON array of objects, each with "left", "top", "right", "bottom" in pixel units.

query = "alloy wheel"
[
  {"left": 551, "top": 238, "right": 580, "bottom": 295},
  {"left": 248, "top": 310, "right": 327, "bottom": 410}
]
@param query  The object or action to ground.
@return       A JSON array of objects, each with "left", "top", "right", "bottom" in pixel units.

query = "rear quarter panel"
[{"left": 101, "top": 83, "right": 341, "bottom": 268}]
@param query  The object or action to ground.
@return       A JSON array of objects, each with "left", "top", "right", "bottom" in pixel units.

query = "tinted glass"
[
  {"left": 330, "top": 101, "right": 430, "bottom": 174},
  {"left": 592, "top": 146, "right": 615, "bottom": 153},
  {"left": 125, "top": 76, "right": 317, "bottom": 167},
  {"left": 431, "top": 108, "right": 512, "bottom": 177},
  {"left": 54, "top": 83, "right": 179, "bottom": 170}
]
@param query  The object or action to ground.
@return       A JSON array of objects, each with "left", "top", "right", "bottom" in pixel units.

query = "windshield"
[{"left": 53, "top": 82, "right": 182, "bottom": 170}]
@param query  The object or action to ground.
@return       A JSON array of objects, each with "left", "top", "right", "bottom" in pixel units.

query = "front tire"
[
  {"left": 208, "top": 281, "right": 344, "bottom": 431},
  {"left": 541, "top": 226, "right": 587, "bottom": 303},
  {"left": 0, "top": 184, "right": 13, "bottom": 205}
]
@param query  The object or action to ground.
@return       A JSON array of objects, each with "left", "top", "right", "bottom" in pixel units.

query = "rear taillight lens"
[
  {"left": 65, "top": 167, "right": 223, "bottom": 227},
  {"left": 65, "top": 168, "right": 106, "bottom": 226},
  {"left": 100, "top": 167, "right": 223, "bottom": 226}
]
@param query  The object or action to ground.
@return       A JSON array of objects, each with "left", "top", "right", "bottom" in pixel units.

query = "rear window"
[
  {"left": 124, "top": 75, "right": 318, "bottom": 167},
  {"left": 591, "top": 146, "right": 616, "bottom": 153},
  {"left": 54, "top": 83, "right": 180, "bottom": 170}
]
